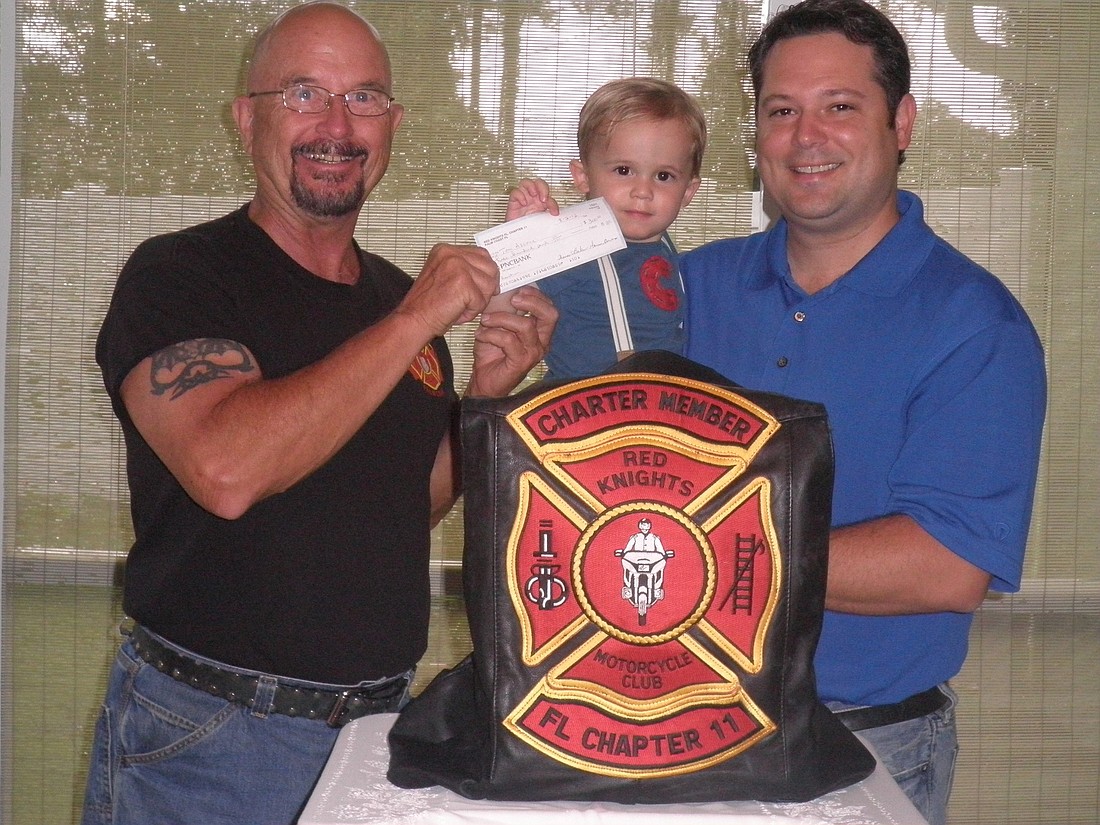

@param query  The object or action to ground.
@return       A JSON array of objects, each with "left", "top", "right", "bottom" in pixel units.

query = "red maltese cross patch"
[
  {"left": 408, "top": 343, "right": 444, "bottom": 394},
  {"left": 500, "top": 372, "right": 784, "bottom": 778}
]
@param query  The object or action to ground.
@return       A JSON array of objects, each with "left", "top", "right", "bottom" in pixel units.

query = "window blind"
[{"left": 2, "top": 2, "right": 1096, "bottom": 823}]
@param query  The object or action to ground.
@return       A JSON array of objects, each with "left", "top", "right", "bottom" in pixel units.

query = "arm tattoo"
[{"left": 149, "top": 338, "right": 256, "bottom": 400}]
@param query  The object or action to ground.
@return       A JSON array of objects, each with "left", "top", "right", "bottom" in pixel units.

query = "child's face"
[{"left": 570, "top": 117, "right": 700, "bottom": 243}]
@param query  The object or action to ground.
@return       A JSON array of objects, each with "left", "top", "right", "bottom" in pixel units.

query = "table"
[{"left": 299, "top": 714, "right": 929, "bottom": 825}]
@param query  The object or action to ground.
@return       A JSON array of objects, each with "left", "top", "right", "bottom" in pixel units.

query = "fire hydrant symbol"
[{"left": 525, "top": 519, "right": 568, "bottom": 610}]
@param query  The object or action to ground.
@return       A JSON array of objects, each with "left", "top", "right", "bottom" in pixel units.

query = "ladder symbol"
[{"left": 718, "top": 533, "right": 765, "bottom": 614}]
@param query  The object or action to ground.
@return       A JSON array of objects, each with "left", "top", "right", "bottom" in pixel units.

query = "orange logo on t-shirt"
[{"left": 408, "top": 344, "right": 444, "bottom": 393}]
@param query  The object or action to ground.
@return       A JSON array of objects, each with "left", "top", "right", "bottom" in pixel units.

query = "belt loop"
[{"left": 251, "top": 675, "right": 278, "bottom": 719}]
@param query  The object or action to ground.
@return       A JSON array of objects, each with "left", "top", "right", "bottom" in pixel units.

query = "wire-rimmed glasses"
[{"left": 248, "top": 84, "right": 395, "bottom": 117}]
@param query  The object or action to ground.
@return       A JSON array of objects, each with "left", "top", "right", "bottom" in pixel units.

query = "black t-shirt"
[{"left": 96, "top": 205, "right": 455, "bottom": 682}]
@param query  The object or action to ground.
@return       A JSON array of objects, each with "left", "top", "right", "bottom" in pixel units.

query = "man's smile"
[
  {"left": 294, "top": 142, "right": 367, "bottom": 165},
  {"left": 793, "top": 162, "right": 841, "bottom": 174}
]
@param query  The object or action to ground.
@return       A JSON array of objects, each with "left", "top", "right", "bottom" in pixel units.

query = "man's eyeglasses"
[{"left": 248, "top": 84, "right": 395, "bottom": 117}]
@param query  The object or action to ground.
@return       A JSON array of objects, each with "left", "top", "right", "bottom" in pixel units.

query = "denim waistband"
[
  {"left": 831, "top": 685, "right": 950, "bottom": 732},
  {"left": 128, "top": 625, "right": 412, "bottom": 727}
]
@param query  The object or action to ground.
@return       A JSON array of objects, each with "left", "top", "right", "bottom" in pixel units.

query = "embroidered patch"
[
  {"left": 408, "top": 344, "right": 444, "bottom": 393},
  {"left": 639, "top": 255, "right": 679, "bottom": 311},
  {"left": 500, "top": 372, "right": 783, "bottom": 778}
]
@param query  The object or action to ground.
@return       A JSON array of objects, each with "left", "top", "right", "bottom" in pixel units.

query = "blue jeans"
[
  {"left": 830, "top": 684, "right": 959, "bottom": 825},
  {"left": 81, "top": 630, "right": 413, "bottom": 825}
]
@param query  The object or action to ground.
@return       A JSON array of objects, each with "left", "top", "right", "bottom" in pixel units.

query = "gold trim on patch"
[
  {"left": 697, "top": 477, "right": 783, "bottom": 674},
  {"left": 505, "top": 372, "right": 782, "bottom": 514},
  {"left": 495, "top": 371, "right": 786, "bottom": 779},
  {"left": 503, "top": 668, "right": 776, "bottom": 780},
  {"left": 506, "top": 473, "right": 590, "bottom": 665},
  {"left": 543, "top": 633, "right": 744, "bottom": 717},
  {"left": 572, "top": 501, "right": 716, "bottom": 646}
]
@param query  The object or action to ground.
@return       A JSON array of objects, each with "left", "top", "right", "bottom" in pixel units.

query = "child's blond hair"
[{"left": 576, "top": 78, "right": 707, "bottom": 178}]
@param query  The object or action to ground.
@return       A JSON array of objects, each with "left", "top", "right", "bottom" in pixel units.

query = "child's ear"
[
  {"left": 569, "top": 159, "right": 591, "bottom": 195},
  {"left": 681, "top": 176, "right": 702, "bottom": 209}
]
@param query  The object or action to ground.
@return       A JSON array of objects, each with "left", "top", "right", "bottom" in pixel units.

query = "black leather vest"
[{"left": 388, "top": 352, "right": 874, "bottom": 803}]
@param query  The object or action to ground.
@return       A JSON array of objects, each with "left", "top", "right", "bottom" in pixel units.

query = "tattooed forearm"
[{"left": 149, "top": 338, "right": 256, "bottom": 400}]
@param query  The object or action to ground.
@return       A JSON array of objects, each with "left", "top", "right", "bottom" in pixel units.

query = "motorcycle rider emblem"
[
  {"left": 616, "top": 517, "right": 675, "bottom": 627},
  {"left": 575, "top": 506, "right": 712, "bottom": 644},
  {"left": 499, "top": 373, "right": 785, "bottom": 778}
]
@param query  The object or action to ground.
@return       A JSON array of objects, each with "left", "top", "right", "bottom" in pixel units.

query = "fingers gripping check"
[{"left": 401, "top": 244, "right": 500, "bottom": 337}]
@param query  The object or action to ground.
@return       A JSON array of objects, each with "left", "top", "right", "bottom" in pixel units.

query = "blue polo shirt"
[{"left": 682, "top": 190, "right": 1046, "bottom": 705}]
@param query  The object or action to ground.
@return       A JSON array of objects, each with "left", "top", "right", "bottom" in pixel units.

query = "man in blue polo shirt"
[{"left": 682, "top": 2, "right": 1046, "bottom": 824}]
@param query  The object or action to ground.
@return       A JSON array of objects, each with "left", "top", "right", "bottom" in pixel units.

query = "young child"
[{"left": 487, "top": 77, "right": 706, "bottom": 381}]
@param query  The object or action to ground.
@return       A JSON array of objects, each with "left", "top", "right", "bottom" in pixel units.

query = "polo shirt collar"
[{"left": 758, "top": 190, "right": 935, "bottom": 298}]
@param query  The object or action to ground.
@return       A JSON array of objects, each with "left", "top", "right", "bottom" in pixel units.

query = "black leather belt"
[
  {"left": 129, "top": 625, "right": 410, "bottom": 727},
  {"left": 832, "top": 686, "right": 949, "bottom": 732}
]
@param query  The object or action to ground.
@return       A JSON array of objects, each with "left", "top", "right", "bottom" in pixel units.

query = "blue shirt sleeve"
[{"left": 887, "top": 316, "right": 1046, "bottom": 592}]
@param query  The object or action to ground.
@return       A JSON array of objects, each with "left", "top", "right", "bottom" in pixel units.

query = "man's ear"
[
  {"left": 232, "top": 96, "right": 254, "bottom": 154},
  {"left": 569, "top": 159, "right": 591, "bottom": 195},
  {"left": 388, "top": 102, "right": 405, "bottom": 134},
  {"left": 894, "top": 93, "right": 917, "bottom": 153}
]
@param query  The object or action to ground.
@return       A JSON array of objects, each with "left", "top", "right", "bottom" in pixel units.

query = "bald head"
[{"left": 247, "top": 2, "right": 392, "bottom": 93}]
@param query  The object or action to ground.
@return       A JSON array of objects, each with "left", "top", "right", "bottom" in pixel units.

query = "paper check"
[{"left": 474, "top": 197, "right": 626, "bottom": 291}]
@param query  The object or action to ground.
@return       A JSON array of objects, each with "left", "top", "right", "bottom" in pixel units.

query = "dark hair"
[{"left": 748, "top": 0, "right": 911, "bottom": 162}]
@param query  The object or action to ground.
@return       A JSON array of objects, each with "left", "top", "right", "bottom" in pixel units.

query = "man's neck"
[
  {"left": 786, "top": 232, "right": 873, "bottom": 295},
  {"left": 248, "top": 199, "right": 362, "bottom": 284},
  {"left": 785, "top": 205, "right": 901, "bottom": 296}
]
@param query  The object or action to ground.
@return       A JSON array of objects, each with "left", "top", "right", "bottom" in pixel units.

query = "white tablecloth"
[{"left": 299, "top": 714, "right": 928, "bottom": 825}]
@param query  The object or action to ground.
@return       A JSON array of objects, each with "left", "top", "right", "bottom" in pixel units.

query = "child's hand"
[
  {"left": 506, "top": 178, "right": 560, "bottom": 221},
  {"left": 482, "top": 289, "right": 519, "bottom": 316},
  {"left": 481, "top": 283, "right": 544, "bottom": 317}
]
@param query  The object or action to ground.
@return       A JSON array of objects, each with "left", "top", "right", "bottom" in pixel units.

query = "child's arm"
[
  {"left": 485, "top": 179, "right": 562, "bottom": 316},
  {"left": 506, "top": 177, "right": 560, "bottom": 221}
]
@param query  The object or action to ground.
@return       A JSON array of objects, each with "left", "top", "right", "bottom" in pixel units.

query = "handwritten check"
[{"left": 474, "top": 197, "right": 626, "bottom": 291}]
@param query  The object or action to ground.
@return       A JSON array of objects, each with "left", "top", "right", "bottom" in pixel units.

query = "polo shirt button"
[
  {"left": 777, "top": 357, "right": 789, "bottom": 368},
  {"left": 794, "top": 311, "right": 806, "bottom": 322}
]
